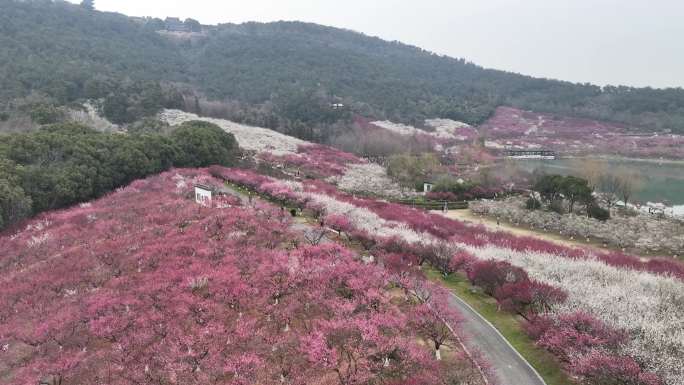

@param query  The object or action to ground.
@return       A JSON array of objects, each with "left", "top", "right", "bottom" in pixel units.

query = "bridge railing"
[{"left": 392, "top": 199, "right": 469, "bottom": 210}]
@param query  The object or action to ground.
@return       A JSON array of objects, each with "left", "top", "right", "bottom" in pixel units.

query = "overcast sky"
[{"left": 67, "top": 0, "right": 684, "bottom": 88}]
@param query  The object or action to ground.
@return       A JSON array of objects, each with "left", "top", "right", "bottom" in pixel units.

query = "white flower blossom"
[
  {"left": 327, "top": 163, "right": 414, "bottom": 199},
  {"left": 425, "top": 119, "right": 474, "bottom": 140},
  {"left": 462, "top": 244, "right": 684, "bottom": 385},
  {"left": 160, "top": 110, "right": 307, "bottom": 156},
  {"left": 372, "top": 119, "right": 473, "bottom": 141},
  {"left": 25, "top": 219, "right": 51, "bottom": 232},
  {"left": 472, "top": 198, "right": 684, "bottom": 255},
  {"left": 68, "top": 102, "right": 119, "bottom": 132},
  {"left": 27, "top": 233, "right": 51, "bottom": 248}
]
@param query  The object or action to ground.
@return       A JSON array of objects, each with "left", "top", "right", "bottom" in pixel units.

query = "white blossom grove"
[
  {"left": 68, "top": 102, "right": 119, "bottom": 132},
  {"left": 371, "top": 120, "right": 428, "bottom": 137},
  {"left": 326, "top": 163, "right": 414, "bottom": 199},
  {"left": 305, "top": 192, "right": 435, "bottom": 244},
  {"left": 425, "top": 119, "right": 476, "bottom": 140},
  {"left": 247, "top": 175, "right": 684, "bottom": 385},
  {"left": 466, "top": 244, "right": 684, "bottom": 385},
  {"left": 264, "top": 178, "right": 427, "bottom": 244},
  {"left": 372, "top": 119, "right": 473, "bottom": 140},
  {"left": 472, "top": 198, "right": 684, "bottom": 256},
  {"left": 161, "top": 110, "right": 408, "bottom": 197},
  {"left": 160, "top": 109, "right": 308, "bottom": 155}
]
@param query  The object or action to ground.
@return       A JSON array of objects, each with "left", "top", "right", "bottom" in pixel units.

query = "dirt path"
[
  {"left": 435, "top": 209, "right": 605, "bottom": 251},
  {"left": 221, "top": 183, "right": 336, "bottom": 244}
]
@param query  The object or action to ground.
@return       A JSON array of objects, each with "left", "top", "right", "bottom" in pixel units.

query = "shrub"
[
  {"left": 448, "top": 250, "right": 477, "bottom": 274},
  {"left": 548, "top": 199, "right": 564, "bottom": 214},
  {"left": 29, "top": 103, "right": 63, "bottom": 125},
  {"left": 426, "top": 191, "right": 458, "bottom": 202},
  {"left": 324, "top": 214, "right": 353, "bottom": 235},
  {"left": 569, "top": 351, "right": 662, "bottom": 385},
  {"left": 523, "top": 315, "right": 556, "bottom": 341},
  {"left": 494, "top": 280, "right": 567, "bottom": 318},
  {"left": 588, "top": 204, "right": 610, "bottom": 221},
  {"left": 525, "top": 197, "right": 542, "bottom": 210},
  {"left": 128, "top": 118, "right": 170, "bottom": 135},
  {"left": 467, "top": 260, "right": 528, "bottom": 295},
  {"left": 528, "top": 312, "right": 626, "bottom": 362}
]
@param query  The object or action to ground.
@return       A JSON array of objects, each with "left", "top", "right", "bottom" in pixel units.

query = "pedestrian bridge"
[{"left": 504, "top": 150, "right": 557, "bottom": 160}]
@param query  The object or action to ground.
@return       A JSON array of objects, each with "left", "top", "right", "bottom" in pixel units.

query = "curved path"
[
  {"left": 221, "top": 183, "right": 544, "bottom": 385},
  {"left": 438, "top": 209, "right": 613, "bottom": 253},
  {"left": 448, "top": 293, "right": 546, "bottom": 385}
]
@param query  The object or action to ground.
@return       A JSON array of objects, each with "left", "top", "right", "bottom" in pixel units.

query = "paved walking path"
[{"left": 448, "top": 294, "right": 546, "bottom": 385}]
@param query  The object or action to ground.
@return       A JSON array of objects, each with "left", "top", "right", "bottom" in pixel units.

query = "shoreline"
[
  {"left": 563, "top": 155, "right": 684, "bottom": 165},
  {"left": 497, "top": 155, "right": 684, "bottom": 166},
  {"left": 497, "top": 156, "right": 684, "bottom": 207}
]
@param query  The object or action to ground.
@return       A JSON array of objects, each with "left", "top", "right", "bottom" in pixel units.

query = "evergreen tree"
[{"left": 81, "top": 0, "right": 95, "bottom": 11}]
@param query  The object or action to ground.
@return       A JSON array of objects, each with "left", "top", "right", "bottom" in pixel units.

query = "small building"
[
  {"left": 194, "top": 184, "right": 213, "bottom": 206},
  {"left": 423, "top": 178, "right": 464, "bottom": 195},
  {"left": 331, "top": 103, "right": 345, "bottom": 110}
]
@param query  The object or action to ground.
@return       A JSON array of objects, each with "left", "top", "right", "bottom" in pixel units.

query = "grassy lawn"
[{"left": 425, "top": 268, "right": 574, "bottom": 385}]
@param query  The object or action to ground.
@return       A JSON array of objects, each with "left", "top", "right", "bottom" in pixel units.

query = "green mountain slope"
[
  {"left": 0, "top": 0, "right": 185, "bottom": 103},
  {"left": 2, "top": 0, "right": 684, "bottom": 133}
]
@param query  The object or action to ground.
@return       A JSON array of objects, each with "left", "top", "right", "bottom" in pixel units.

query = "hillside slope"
[
  {"left": 0, "top": 169, "right": 484, "bottom": 384},
  {"left": 0, "top": 0, "right": 185, "bottom": 103},
  {"left": 2, "top": 0, "right": 684, "bottom": 134}
]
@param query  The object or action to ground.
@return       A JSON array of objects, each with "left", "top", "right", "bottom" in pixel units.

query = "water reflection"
[{"left": 506, "top": 158, "right": 684, "bottom": 206}]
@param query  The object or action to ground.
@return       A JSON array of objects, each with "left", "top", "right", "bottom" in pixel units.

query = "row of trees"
[
  {"left": 387, "top": 153, "right": 441, "bottom": 190},
  {"left": 0, "top": 121, "right": 238, "bottom": 230},
  {"left": 529, "top": 161, "right": 647, "bottom": 220},
  {"left": 531, "top": 174, "right": 610, "bottom": 220},
  {"left": 384, "top": 153, "right": 503, "bottom": 200},
  {"left": 574, "top": 159, "right": 645, "bottom": 208}
]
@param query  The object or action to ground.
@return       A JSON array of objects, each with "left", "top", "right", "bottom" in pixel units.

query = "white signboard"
[{"left": 195, "top": 186, "right": 212, "bottom": 206}]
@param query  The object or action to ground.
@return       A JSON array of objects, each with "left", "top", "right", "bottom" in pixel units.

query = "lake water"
[{"left": 507, "top": 158, "right": 684, "bottom": 208}]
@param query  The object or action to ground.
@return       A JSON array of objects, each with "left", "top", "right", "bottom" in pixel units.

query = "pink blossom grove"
[
  {"left": 0, "top": 169, "right": 486, "bottom": 385},
  {"left": 211, "top": 167, "right": 682, "bottom": 385}
]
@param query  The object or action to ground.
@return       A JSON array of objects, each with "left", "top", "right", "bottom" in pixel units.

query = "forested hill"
[{"left": 3, "top": 0, "right": 684, "bottom": 133}]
